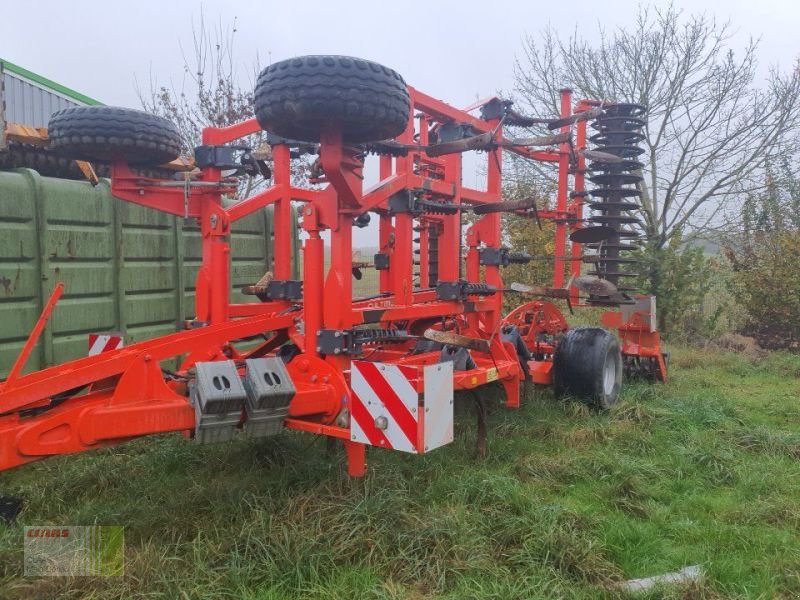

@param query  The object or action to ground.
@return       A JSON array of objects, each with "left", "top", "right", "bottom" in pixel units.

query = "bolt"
[
  {"left": 143, "top": 354, "right": 151, "bottom": 362},
  {"left": 374, "top": 416, "right": 388, "bottom": 430},
  {"left": 322, "top": 376, "right": 329, "bottom": 383},
  {"left": 316, "top": 346, "right": 322, "bottom": 353},
  {"left": 334, "top": 348, "right": 341, "bottom": 355},
  {"left": 334, "top": 331, "right": 341, "bottom": 338},
  {"left": 210, "top": 214, "right": 218, "bottom": 229},
  {"left": 138, "top": 189, "right": 145, "bottom": 195},
  {"left": 310, "top": 375, "right": 318, "bottom": 383},
  {"left": 352, "top": 434, "right": 356, "bottom": 440}
]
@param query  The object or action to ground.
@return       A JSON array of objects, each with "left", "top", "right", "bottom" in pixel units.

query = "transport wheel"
[
  {"left": 48, "top": 106, "right": 182, "bottom": 165},
  {"left": 553, "top": 327, "right": 622, "bottom": 409},
  {"left": 253, "top": 55, "right": 411, "bottom": 143}
]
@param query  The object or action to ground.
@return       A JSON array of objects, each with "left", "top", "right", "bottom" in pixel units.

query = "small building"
[
  {"left": 0, "top": 58, "right": 101, "bottom": 130},
  {"left": 1, "top": 59, "right": 102, "bottom": 177}
]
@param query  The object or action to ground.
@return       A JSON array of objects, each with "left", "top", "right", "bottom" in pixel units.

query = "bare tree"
[
  {"left": 512, "top": 3, "right": 800, "bottom": 247},
  {"left": 136, "top": 14, "right": 309, "bottom": 198}
]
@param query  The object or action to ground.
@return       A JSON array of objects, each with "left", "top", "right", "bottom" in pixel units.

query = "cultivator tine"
[
  {"left": 500, "top": 131, "right": 571, "bottom": 148},
  {"left": 503, "top": 106, "right": 605, "bottom": 130},
  {"left": 425, "top": 131, "right": 495, "bottom": 157},
  {"left": 472, "top": 196, "right": 539, "bottom": 215},
  {"left": 471, "top": 392, "right": 488, "bottom": 459},
  {"left": 423, "top": 329, "right": 490, "bottom": 354},
  {"left": 546, "top": 107, "right": 605, "bottom": 130},
  {"left": 369, "top": 123, "right": 563, "bottom": 159},
  {"left": 242, "top": 271, "right": 274, "bottom": 296},
  {"left": 508, "top": 282, "right": 571, "bottom": 300}
]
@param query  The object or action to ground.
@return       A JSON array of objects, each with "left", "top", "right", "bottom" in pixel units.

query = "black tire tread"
[
  {"left": 553, "top": 326, "right": 621, "bottom": 409},
  {"left": 254, "top": 55, "right": 410, "bottom": 143},
  {"left": 48, "top": 106, "right": 181, "bottom": 165}
]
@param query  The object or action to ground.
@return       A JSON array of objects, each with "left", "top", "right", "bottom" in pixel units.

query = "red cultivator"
[{"left": 0, "top": 55, "right": 666, "bottom": 478}]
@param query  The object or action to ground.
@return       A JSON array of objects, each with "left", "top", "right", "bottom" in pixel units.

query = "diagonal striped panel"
[{"left": 351, "top": 361, "right": 419, "bottom": 453}]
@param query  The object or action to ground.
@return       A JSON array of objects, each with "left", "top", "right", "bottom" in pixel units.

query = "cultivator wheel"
[
  {"left": 585, "top": 103, "right": 647, "bottom": 303},
  {"left": 553, "top": 327, "right": 622, "bottom": 409},
  {"left": 253, "top": 55, "right": 411, "bottom": 143},
  {"left": 47, "top": 106, "right": 182, "bottom": 165}
]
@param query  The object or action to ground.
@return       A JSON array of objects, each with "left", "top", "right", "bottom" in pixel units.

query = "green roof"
[{"left": 1, "top": 59, "right": 102, "bottom": 106}]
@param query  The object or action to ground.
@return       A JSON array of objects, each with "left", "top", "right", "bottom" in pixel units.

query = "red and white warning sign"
[
  {"left": 88, "top": 333, "right": 124, "bottom": 356},
  {"left": 350, "top": 360, "right": 453, "bottom": 454}
]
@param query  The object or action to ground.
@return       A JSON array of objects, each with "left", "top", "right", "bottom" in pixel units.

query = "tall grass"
[{"left": 1, "top": 346, "right": 798, "bottom": 598}]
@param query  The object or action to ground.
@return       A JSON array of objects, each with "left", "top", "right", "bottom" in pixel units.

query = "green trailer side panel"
[{"left": 0, "top": 169, "right": 298, "bottom": 377}]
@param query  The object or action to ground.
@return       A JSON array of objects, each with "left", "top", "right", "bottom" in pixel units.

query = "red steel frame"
[{"left": 0, "top": 84, "right": 662, "bottom": 477}]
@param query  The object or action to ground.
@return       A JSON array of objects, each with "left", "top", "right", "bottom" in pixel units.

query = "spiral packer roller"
[{"left": 585, "top": 103, "right": 647, "bottom": 304}]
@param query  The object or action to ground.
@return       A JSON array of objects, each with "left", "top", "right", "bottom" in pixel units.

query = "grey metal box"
[
  {"left": 242, "top": 413, "right": 285, "bottom": 438},
  {"left": 243, "top": 358, "right": 295, "bottom": 411},
  {"left": 193, "top": 402, "right": 240, "bottom": 444},
  {"left": 193, "top": 360, "right": 247, "bottom": 414}
]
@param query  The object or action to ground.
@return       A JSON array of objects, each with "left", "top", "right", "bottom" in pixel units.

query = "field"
[{"left": 1, "top": 346, "right": 799, "bottom": 599}]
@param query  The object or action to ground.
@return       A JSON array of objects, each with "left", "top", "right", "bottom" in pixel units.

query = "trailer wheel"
[
  {"left": 253, "top": 55, "right": 411, "bottom": 143},
  {"left": 48, "top": 106, "right": 182, "bottom": 165},
  {"left": 553, "top": 327, "right": 622, "bottom": 409}
]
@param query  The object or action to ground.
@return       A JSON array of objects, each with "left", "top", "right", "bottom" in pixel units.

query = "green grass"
[{"left": 1, "top": 347, "right": 800, "bottom": 599}]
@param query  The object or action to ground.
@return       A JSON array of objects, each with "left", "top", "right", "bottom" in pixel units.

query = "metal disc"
[{"left": 569, "top": 226, "right": 617, "bottom": 244}]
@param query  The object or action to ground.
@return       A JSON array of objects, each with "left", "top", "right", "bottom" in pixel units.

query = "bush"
[
  {"left": 728, "top": 232, "right": 800, "bottom": 350},
  {"left": 636, "top": 233, "right": 715, "bottom": 339}
]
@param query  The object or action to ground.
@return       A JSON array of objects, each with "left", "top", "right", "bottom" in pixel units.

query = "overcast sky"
[
  {"left": 2, "top": 0, "right": 797, "bottom": 246},
  {"left": 2, "top": 0, "right": 796, "bottom": 110}
]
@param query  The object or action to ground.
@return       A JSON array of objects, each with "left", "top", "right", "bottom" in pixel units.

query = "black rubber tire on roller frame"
[
  {"left": 253, "top": 55, "right": 411, "bottom": 143},
  {"left": 553, "top": 327, "right": 622, "bottom": 409},
  {"left": 47, "top": 106, "right": 182, "bottom": 165}
]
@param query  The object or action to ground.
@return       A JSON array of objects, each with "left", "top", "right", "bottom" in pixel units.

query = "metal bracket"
[
  {"left": 255, "top": 280, "right": 303, "bottom": 302},
  {"left": 435, "top": 122, "right": 476, "bottom": 143},
  {"left": 438, "top": 345, "right": 477, "bottom": 371},
  {"left": 194, "top": 145, "right": 251, "bottom": 169},
  {"left": 479, "top": 98, "right": 512, "bottom": 121},
  {"left": 374, "top": 253, "right": 390, "bottom": 270},
  {"left": 388, "top": 189, "right": 415, "bottom": 213}
]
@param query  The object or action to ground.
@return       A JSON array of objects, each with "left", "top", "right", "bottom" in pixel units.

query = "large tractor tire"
[
  {"left": 253, "top": 55, "right": 410, "bottom": 143},
  {"left": 553, "top": 327, "right": 622, "bottom": 409},
  {"left": 48, "top": 106, "right": 182, "bottom": 165}
]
